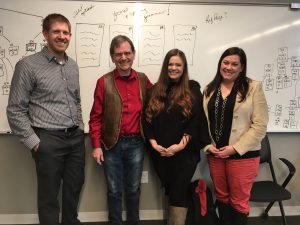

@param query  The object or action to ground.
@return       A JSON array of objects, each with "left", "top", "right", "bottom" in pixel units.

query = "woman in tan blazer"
[{"left": 203, "top": 47, "right": 269, "bottom": 225}]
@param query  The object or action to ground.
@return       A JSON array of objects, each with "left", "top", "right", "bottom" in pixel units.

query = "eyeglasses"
[{"left": 113, "top": 51, "right": 133, "bottom": 58}]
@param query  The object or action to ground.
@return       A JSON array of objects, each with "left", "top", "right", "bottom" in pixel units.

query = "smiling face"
[
  {"left": 43, "top": 21, "right": 71, "bottom": 59},
  {"left": 168, "top": 55, "right": 184, "bottom": 81},
  {"left": 220, "top": 54, "right": 244, "bottom": 83},
  {"left": 111, "top": 41, "right": 135, "bottom": 76}
]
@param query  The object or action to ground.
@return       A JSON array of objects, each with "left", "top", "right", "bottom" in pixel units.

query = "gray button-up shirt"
[{"left": 7, "top": 47, "right": 83, "bottom": 149}]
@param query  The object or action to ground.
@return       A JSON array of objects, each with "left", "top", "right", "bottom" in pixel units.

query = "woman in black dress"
[{"left": 143, "top": 49, "right": 210, "bottom": 225}]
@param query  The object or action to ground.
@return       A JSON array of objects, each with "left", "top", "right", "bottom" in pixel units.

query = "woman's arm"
[{"left": 232, "top": 81, "right": 269, "bottom": 155}]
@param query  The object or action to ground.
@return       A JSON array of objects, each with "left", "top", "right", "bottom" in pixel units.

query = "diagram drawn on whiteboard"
[
  {"left": 75, "top": 23, "right": 105, "bottom": 68},
  {"left": 173, "top": 24, "right": 197, "bottom": 65},
  {"left": 0, "top": 8, "right": 44, "bottom": 97},
  {"left": 262, "top": 47, "right": 300, "bottom": 130}
]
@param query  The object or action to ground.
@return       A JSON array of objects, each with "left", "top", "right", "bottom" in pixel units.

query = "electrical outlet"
[{"left": 141, "top": 171, "right": 148, "bottom": 183}]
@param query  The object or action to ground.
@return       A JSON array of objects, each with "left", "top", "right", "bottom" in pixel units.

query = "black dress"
[{"left": 143, "top": 80, "right": 210, "bottom": 207}]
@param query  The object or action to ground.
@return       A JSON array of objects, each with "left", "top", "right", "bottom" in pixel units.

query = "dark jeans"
[
  {"left": 32, "top": 128, "right": 85, "bottom": 225},
  {"left": 103, "top": 136, "right": 144, "bottom": 225}
]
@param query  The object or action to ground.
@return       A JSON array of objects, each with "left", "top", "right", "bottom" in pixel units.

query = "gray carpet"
[
  {"left": 7, "top": 216, "right": 299, "bottom": 225},
  {"left": 82, "top": 216, "right": 299, "bottom": 225}
]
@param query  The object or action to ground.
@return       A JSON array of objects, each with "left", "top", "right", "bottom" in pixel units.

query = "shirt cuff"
[
  {"left": 23, "top": 133, "right": 40, "bottom": 150},
  {"left": 91, "top": 139, "right": 101, "bottom": 149},
  {"left": 232, "top": 144, "right": 244, "bottom": 156}
]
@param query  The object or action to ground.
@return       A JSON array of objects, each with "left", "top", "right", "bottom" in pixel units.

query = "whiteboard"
[{"left": 0, "top": 0, "right": 300, "bottom": 132}]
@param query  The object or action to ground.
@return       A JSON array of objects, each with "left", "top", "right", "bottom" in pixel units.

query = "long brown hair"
[{"left": 145, "top": 49, "right": 194, "bottom": 122}]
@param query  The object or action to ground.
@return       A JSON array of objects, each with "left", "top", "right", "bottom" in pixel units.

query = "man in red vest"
[{"left": 89, "top": 35, "right": 152, "bottom": 225}]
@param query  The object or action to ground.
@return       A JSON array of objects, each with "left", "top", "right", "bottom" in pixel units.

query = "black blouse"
[
  {"left": 143, "top": 80, "right": 210, "bottom": 155},
  {"left": 208, "top": 87, "right": 237, "bottom": 149}
]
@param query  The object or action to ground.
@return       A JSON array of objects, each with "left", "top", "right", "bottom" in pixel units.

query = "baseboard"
[{"left": 1, "top": 207, "right": 299, "bottom": 224}]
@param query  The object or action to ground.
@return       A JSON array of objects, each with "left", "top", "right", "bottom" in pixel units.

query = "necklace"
[{"left": 214, "top": 87, "right": 228, "bottom": 141}]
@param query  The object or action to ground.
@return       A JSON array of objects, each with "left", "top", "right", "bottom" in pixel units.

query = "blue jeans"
[{"left": 103, "top": 136, "right": 144, "bottom": 225}]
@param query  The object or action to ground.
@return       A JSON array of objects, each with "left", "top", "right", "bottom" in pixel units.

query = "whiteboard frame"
[{"left": 63, "top": 0, "right": 296, "bottom": 7}]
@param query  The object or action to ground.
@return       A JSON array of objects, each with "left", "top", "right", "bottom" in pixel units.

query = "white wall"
[{"left": 1, "top": 133, "right": 299, "bottom": 223}]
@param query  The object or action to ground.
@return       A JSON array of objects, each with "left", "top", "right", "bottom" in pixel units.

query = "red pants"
[{"left": 207, "top": 155, "right": 260, "bottom": 213}]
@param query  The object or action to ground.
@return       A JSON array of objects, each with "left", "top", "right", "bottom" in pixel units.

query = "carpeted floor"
[
  {"left": 6, "top": 216, "right": 300, "bottom": 225},
  {"left": 84, "top": 216, "right": 299, "bottom": 225}
]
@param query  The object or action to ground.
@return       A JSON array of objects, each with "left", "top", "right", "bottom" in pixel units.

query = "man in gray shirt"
[{"left": 7, "top": 13, "right": 85, "bottom": 225}]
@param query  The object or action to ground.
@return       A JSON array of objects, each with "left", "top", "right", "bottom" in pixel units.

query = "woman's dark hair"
[
  {"left": 205, "top": 47, "right": 249, "bottom": 102},
  {"left": 145, "top": 49, "right": 193, "bottom": 122},
  {"left": 109, "top": 35, "right": 135, "bottom": 56},
  {"left": 42, "top": 13, "right": 71, "bottom": 33}
]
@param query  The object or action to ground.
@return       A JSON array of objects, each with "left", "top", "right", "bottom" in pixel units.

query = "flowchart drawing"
[
  {"left": 0, "top": 6, "right": 44, "bottom": 132},
  {"left": 0, "top": 8, "right": 43, "bottom": 97},
  {"left": 263, "top": 47, "right": 300, "bottom": 130}
]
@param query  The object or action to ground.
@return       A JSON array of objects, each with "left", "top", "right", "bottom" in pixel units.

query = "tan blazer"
[{"left": 203, "top": 80, "right": 269, "bottom": 156}]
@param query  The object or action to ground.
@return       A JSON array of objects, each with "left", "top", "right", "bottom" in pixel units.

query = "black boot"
[
  {"left": 217, "top": 201, "right": 231, "bottom": 225},
  {"left": 231, "top": 208, "right": 248, "bottom": 225}
]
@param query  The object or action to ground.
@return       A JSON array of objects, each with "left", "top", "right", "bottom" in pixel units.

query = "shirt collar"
[
  {"left": 113, "top": 69, "right": 137, "bottom": 80},
  {"left": 42, "top": 46, "right": 68, "bottom": 64}
]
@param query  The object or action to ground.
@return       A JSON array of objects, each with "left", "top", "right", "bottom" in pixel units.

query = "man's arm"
[
  {"left": 74, "top": 65, "right": 84, "bottom": 131},
  {"left": 6, "top": 60, "right": 40, "bottom": 150},
  {"left": 89, "top": 77, "right": 105, "bottom": 149}
]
